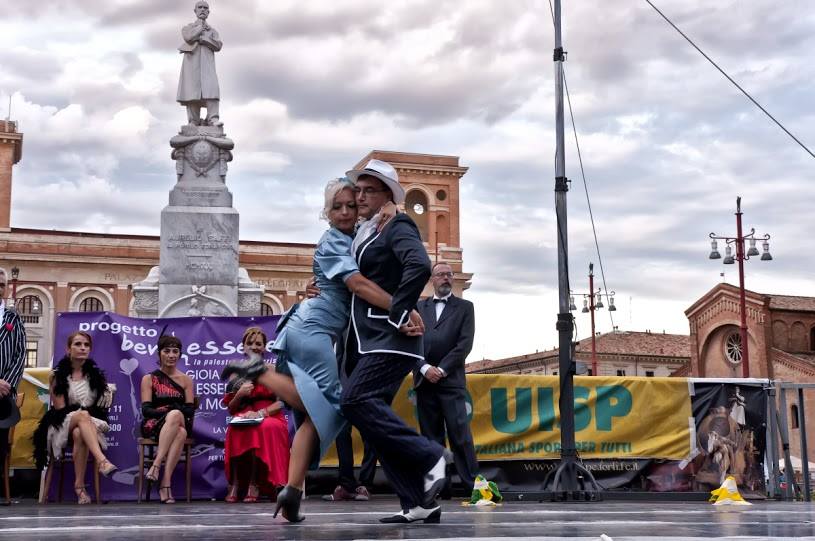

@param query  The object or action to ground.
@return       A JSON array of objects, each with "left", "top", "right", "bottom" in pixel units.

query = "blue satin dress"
[{"left": 273, "top": 227, "right": 358, "bottom": 466}]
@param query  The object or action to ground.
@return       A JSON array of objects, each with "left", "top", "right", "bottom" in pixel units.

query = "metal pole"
[
  {"left": 798, "top": 388, "right": 811, "bottom": 501},
  {"left": 552, "top": 0, "right": 577, "bottom": 494},
  {"left": 589, "top": 264, "right": 597, "bottom": 376},
  {"left": 778, "top": 388, "right": 796, "bottom": 500},
  {"left": 766, "top": 384, "right": 781, "bottom": 499},
  {"left": 735, "top": 197, "right": 750, "bottom": 377},
  {"left": 548, "top": 0, "right": 600, "bottom": 500}
]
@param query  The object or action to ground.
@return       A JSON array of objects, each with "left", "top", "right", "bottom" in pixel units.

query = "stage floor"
[{"left": 1, "top": 498, "right": 814, "bottom": 540}]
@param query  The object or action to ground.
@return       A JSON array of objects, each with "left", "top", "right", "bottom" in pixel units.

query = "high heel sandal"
[
  {"left": 243, "top": 484, "right": 260, "bottom": 503},
  {"left": 145, "top": 463, "right": 160, "bottom": 483},
  {"left": 74, "top": 485, "right": 91, "bottom": 505},
  {"left": 98, "top": 459, "right": 118, "bottom": 478},
  {"left": 273, "top": 486, "right": 304, "bottom": 522},
  {"left": 225, "top": 484, "right": 239, "bottom": 503},
  {"left": 159, "top": 486, "right": 175, "bottom": 504}
]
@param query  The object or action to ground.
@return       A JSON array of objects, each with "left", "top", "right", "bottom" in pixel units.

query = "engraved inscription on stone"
[
  {"left": 166, "top": 230, "right": 233, "bottom": 250},
  {"left": 254, "top": 278, "right": 308, "bottom": 291}
]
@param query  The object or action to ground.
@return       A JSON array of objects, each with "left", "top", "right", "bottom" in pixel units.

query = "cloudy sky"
[{"left": 2, "top": 0, "right": 813, "bottom": 361}]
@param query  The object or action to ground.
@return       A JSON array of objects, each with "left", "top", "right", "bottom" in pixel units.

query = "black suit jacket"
[
  {"left": 346, "top": 213, "right": 431, "bottom": 361},
  {"left": 413, "top": 294, "right": 474, "bottom": 389}
]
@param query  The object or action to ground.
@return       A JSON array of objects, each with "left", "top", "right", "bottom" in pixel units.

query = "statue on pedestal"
[
  {"left": 177, "top": 1, "right": 222, "bottom": 127},
  {"left": 132, "top": 0, "right": 263, "bottom": 319}
]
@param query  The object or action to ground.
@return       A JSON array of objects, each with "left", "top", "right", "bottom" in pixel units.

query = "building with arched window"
[
  {"left": 685, "top": 282, "right": 815, "bottom": 464},
  {"left": 1, "top": 121, "right": 471, "bottom": 366}
]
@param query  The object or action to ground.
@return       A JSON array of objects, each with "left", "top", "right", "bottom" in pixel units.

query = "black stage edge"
[{"left": 503, "top": 490, "right": 713, "bottom": 502}]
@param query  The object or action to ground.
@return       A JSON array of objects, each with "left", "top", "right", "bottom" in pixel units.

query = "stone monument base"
[{"left": 132, "top": 267, "right": 263, "bottom": 318}]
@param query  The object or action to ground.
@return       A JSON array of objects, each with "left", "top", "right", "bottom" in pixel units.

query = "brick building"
[
  {"left": 0, "top": 121, "right": 471, "bottom": 367},
  {"left": 686, "top": 282, "right": 815, "bottom": 464},
  {"left": 467, "top": 282, "right": 815, "bottom": 464},
  {"left": 466, "top": 330, "right": 690, "bottom": 376}
]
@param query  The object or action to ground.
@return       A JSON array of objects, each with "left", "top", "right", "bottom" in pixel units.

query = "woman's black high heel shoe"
[{"left": 273, "top": 486, "right": 304, "bottom": 522}]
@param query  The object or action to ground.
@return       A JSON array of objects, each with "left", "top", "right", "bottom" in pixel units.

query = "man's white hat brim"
[{"left": 346, "top": 169, "right": 406, "bottom": 205}]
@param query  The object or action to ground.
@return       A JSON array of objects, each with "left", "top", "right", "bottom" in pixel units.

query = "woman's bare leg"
[
  {"left": 68, "top": 411, "right": 107, "bottom": 464},
  {"left": 71, "top": 427, "right": 88, "bottom": 487},
  {"left": 153, "top": 410, "right": 183, "bottom": 468},
  {"left": 256, "top": 370, "right": 305, "bottom": 411},
  {"left": 286, "top": 416, "right": 316, "bottom": 490},
  {"left": 162, "top": 426, "right": 187, "bottom": 489}
]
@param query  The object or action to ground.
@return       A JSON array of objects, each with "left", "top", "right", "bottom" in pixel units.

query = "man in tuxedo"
[
  {"left": 0, "top": 268, "right": 26, "bottom": 499},
  {"left": 340, "top": 159, "right": 448, "bottom": 524},
  {"left": 414, "top": 262, "right": 478, "bottom": 495}
]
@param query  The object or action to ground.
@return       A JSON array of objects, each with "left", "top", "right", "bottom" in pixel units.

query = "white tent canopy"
[{"left": 778, "top": 456, "right": 815, "bottom": 473}]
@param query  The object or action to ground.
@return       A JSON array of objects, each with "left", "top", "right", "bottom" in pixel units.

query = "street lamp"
[
  {"left": 708, "top": 196, "right": 772, "bottom": 378},
  {"left": 570, "top": 263, "right": 616, "bottom": 376}
]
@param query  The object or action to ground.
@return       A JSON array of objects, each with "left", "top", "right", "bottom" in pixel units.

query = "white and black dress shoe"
[
  {"left": 422, "top": 451, "right": 451, "bottom": 506},
  {"left": 379, "top": 505, "right": 441, "bottom": 524}
]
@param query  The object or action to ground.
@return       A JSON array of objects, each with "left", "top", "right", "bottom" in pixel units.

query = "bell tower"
[
  {"left": 0, "top": 119, "right": 23, "bottom": 231},
  {"left": 352, "top": 150, "right": 472, "bottom": 294}
]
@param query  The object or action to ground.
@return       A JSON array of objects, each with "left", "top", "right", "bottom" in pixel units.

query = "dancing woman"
[{"left": 239, "top": 178, "right": 410, "bottom": 522}]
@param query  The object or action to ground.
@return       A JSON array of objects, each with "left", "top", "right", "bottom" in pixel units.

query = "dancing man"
[{"left": 340, "top": 159, "right": 448, "bottom": 524}]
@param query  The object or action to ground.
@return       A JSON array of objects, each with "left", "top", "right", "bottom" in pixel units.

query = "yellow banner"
[
  {"left": 11, "top": 368, "right": 51, "bottom": 469},
  {"left": 323, "top": 374, "right": 693, "bottom": 465},
  {"left": 14, "top": 370, "right": 692, "bottom": 468}
]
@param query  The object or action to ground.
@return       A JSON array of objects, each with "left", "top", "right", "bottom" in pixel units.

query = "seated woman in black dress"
[{"left": 140, "top": 335, "right": 194, "bottom": 504}]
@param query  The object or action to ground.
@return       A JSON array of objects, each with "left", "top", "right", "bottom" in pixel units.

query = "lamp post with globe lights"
[
  {"left": 708, "top": 197, "right": 772, "bottom": 378},
  {"left": 569, "top": 263, "right": 616, "bottom": 376}
]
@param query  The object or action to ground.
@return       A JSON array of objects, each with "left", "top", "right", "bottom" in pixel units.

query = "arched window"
[
  {"left": 791, "top": 405, "right": 800, "bottom": 429},
  {"left": 405, "top": 189, "right": 429, "bottom": 241},
  {"left": 261, "top": 303, "right": 276, "bottom": 316},
  {"left": 436, "top": 213, "right": 449, "bottom": 247},
  {"left": 79, "top": 297, "right": 104, "bottom": 313},
  {"left": 811, "top": 326, "right": 815, "bottom": 351},
  {"left": 18, "top": 294, "right": 43, "bottom": 324}
]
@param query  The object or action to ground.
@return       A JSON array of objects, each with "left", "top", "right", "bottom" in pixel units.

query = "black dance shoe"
[{"left": 273, "top": 485, "right": 305, "bottom": 523}]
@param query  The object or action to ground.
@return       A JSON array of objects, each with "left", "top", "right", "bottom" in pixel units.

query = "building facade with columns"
[{"left": 0, "top": 120, "right": 471, "bottom": 367}]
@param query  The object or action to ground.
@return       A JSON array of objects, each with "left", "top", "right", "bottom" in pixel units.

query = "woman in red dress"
[{"left": 222, "top": 327, "right": 290, "bottom": 502}]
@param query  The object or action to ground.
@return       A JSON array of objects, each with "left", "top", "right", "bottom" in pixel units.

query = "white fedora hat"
[{"left": 346, "top": 159, "right": 405, "bottom": 205}]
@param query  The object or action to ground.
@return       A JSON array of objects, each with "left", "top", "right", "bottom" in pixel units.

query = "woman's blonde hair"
[
  {"left": 242, "top": 326, "right": 268, "bottom": 349},
  {"left": 320, "top": 177, "right": 356, "bottom": 222}
]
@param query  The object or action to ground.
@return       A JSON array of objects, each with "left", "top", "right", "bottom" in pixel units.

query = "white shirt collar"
[{"left": 433, "top": 293, "right": 452, "bottom": 302}]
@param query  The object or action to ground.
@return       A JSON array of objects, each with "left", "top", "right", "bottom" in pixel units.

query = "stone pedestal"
[{"left": 131, "top": 123, "right": 263, "bottom": 318}]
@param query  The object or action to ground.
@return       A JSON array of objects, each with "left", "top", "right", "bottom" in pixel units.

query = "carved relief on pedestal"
[
  {"left": 238, "top": 292, "right": 261, "bottom": 313},
  {"left": 133, "top": 290, "right": 159, "bottom": 311},
  {"left": 170, "top": 128, "right": 234, "bottom": 182}
]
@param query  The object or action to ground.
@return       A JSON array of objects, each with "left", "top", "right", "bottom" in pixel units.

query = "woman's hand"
[
  {"left": 305, "top": 276, "right": 320, "bottom": 299},
  {"left": 376, "top": 201, "right": 399, "bottom": 232},
  {"left": 236, "top": 382, "right": 254, "bottom": 398}
]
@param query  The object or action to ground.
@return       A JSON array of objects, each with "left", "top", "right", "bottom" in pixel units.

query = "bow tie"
[{"left": 433, "top": 298, "right": 447, "bottom": 304}]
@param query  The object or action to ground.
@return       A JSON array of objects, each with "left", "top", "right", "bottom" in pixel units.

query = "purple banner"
[{"left": 53, "top": 311, "right": 281, "bottom": 501}]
